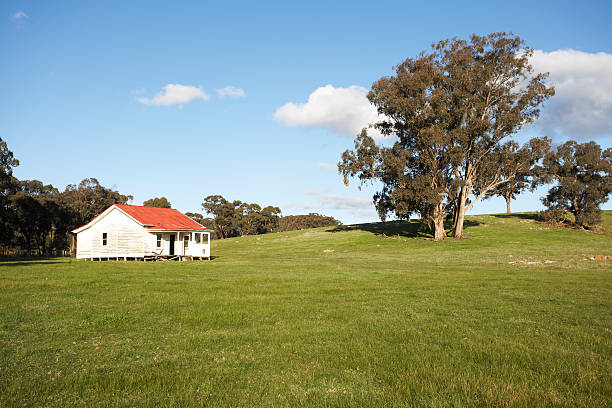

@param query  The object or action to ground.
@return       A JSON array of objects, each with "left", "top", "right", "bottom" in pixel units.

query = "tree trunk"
[
  {"left": 40, "top": 233, "right": 47, "bottom": 256},
  {"left": 433, "top": 216, "right": 445, "bottom": 241},
  {"left": 452, "top": 185, "right": 469, "bottom": 238},
  {"left": 452, "top": 198, "right": 460, "bottom": 228},
  {"left": 505, "top": 192, "right": 512, "bottom": 214},
  {"left": 431, "top": 204, "right": 446, "bottom": 241}
]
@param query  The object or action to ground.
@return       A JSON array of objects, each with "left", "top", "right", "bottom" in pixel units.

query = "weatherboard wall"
[{"left": 75, "top": 207, "right": 146, "bottom": 259}]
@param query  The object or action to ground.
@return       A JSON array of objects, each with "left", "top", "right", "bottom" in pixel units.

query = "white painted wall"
[
  {"left": 76, "top": 207, "right": 145, "bottom": 259},
  {"left": 75, "top": 228, "right": 93, "bottom": 258},
  {"left": 184, "top": 231, "right": 211, "bottom": 258}
]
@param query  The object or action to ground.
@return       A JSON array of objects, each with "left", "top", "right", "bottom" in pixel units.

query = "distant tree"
[
  {"left": 61, "top": 178, "right": 133, "bottom": 231},
  {"left": 260, "top": 206, "right": 282, "bottom": 233},
  {"left": 9, "top": 180, "right": 61, "bottom": 255},
  {"left": 480, "top": 137, "right": 551, "bottom": 214},
  {"left": 540, "top": 140, "right": 612, "bottom": 227},
  {"left": 185, "top": 211, "right": 207, "bottom": 225},
  {"left": 0, "top": 138, "right": 20, "bottom": 253},
  {"left": 143, "top": 197, "right": 171, "bottom": 208},
  {"left": 185, "top": 212, "right": 216, "bottom": 234},
  {"left": 340, "top": 33, "right": 554, "bottom": 240},
  {"left": 202, "top": 195, "right": 236, "bottom": 239},
  {"left": 0, "top": 140, "right": 68, "bottom": 255},
  {"left": 0, "top": 138, "right": 19, "bottom": 184},
  {"left": 1, "top": 140, "right": 134, "bottom": 255},
  {"left": 238, "top": 202, "right": 262, "bottom": 236},
  {"left": 278, "top": 213, "right": 341, "bottom": 232},
  {"left": 201, "top": 195, "right": 282, "bottom": 238}
]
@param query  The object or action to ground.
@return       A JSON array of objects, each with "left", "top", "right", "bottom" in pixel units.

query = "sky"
[{"left": 1, "top": 0, "right": 611, "bottom": 224}]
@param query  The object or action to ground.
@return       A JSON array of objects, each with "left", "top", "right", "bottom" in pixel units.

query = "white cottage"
[{"left": 72, "top": 204, "right": 212, "bottom": 260}]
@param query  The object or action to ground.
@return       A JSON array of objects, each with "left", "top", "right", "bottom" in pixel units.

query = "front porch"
[{"left": 149, "top": 230, "right": 211, "bottom": 259}]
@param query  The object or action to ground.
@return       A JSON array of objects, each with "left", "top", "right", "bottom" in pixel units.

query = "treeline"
[
  {"left": 185, "top": 195, "right": 341, "bottom": 239},
  {"left": 278, "top": 214, "right": 341, "bottom": 231},
  {"left": 0, "top": 138, "right": 341, "bottom": 255},
  {"left": 1, "top": 139, "right": 132, "bottom": 255}
]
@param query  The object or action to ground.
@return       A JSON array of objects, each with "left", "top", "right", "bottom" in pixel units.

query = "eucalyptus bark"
[
  {"left": 505, "top": 192, "right": 512, "bottom": 214},
  {"left": 432, "top": 204, "right": 446, "bottom": 241},
  {"left": 453, "top": 185, "right": 469, "bottom": 238}
]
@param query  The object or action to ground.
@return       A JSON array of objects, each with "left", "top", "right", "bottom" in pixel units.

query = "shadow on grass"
[
  {"left": 492, "top": 213, "right": 540, "bottom": 221},
  {"left": 326, "top": 219, "right": 481, "bottom": 238},
  {"left": 0, "top": 258, "right": 69, "bottom": 267},
  {"left": 0, "top": 257, "right": 219, "bottom": 266}
]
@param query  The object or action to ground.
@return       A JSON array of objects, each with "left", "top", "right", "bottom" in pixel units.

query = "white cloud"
[
  {"left": 316, "top": 162, "right": 337, "bottom": 171},
  {"left": 137, "top": 84, "right": 209, "bottom": 106},
  {"left": 275, "top": 51, "right": 612, "bottom": 142},
  {"left": 283, "top": 189, "right": 379, "bottom": 223},
  {"left": 274, "top": 85, "right": 386, "bottom": 139},
  {"left": 216, "top": 86, "right": 246, "bottom": 99},
  {"left": 317, "top": 193, "right": 373, "bottom": 210},
  {"left": 290, "top": 189, "right": 373, "bottom": 211},
  {"left": 11, "top": 11, "right": 28, "bottom": 20},
  {"left": 530, "top": 49, "right": 612, "bottom": 139}
]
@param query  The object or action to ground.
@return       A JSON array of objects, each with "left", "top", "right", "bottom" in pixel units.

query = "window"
[
  {"left": 102, "top": 233, "right": 107, "bottom": 246},
  {"left": 156, "top": 234, "right": 162, "bottom": 248},
  {"left": 195, "top": 233, "right": 201, "bottom": 244},
  {"left": 184, "top": 234, "right": 189, "bottom": 248}
]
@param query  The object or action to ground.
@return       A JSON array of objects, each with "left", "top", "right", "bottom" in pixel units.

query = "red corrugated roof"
[{"left": 115, "top": 204, "right": 209, "bottom": 230}]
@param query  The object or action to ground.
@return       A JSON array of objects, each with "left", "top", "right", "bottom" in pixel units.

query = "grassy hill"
[{"left": 1, "top": 212, "right": 611, "bottom": 407}]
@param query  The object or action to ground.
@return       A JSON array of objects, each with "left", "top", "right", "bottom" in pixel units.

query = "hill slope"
[{"left": 1, "top": 212, "right": 611, "bottom": 407}]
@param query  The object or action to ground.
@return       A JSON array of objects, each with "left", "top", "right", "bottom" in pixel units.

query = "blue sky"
[{"left": 2, "top": 1, "right": 611, "bottom": 224}]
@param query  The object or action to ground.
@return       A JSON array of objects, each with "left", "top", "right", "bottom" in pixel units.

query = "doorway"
[{"left": 169, "top": 234, "right": 175, "bottom": 255}]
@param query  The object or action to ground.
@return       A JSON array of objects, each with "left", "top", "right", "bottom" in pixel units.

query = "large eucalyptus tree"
[{"left": 339, "top": 33, "right": 554, "bottom": 240}]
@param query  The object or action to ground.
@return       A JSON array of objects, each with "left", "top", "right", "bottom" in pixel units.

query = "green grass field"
[{"left": 1, "top": 212, "right": 611, "bottom": 407}]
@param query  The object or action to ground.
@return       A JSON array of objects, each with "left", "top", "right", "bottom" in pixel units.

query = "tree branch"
[{"left": 466, "top": 174, "right": 515, "bottom": 211}]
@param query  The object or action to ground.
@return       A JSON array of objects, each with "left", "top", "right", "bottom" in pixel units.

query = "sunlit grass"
[{"left": 1, "top": 212, "right": 611, "bottom": 407}]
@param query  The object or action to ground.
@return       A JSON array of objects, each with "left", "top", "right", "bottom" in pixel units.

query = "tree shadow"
[
  {"left": 0, "top": 258, "right": 69, "bottom": 267},
  {"left": 327, "top": 220, "right": 425, "bottom": 238},
  {"left": 460, "top": 219, "right": 482, "bottom": 228},
  {"left": 326, "top": 219, "right": 481, "bottom": 239},
  {"left": 492, "top": 213, "right": 540, "bottom": 221}
]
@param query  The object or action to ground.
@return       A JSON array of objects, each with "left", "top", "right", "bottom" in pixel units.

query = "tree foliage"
[
  {"left": 0, "top": 138, "right": 19, "bottom": 184},
  {"left": 540, "top": 140, "right": 612, "bottom": 227},
  {"left": 0, "top": 138, "right": 20, "bottom": 250},
  {"left": 278, "top": 214, "right": 341, "bottom": 232},
  {"left": 339, "top": 32, "right": 554, "bottom": 240},
  {"left": 202, "top": 195, "right": 281, "bottom": 239},
  {"left": 201, "top": 196, "right": 341, "bottom": 238},
  {"left": 482, "top": 137, "right": 551, "bottom": 213},
  {"left": 9, "top": 180, "right": 66, "bottom": 255},
  {"left": 0, "top": 139, "right": 134, "bottom": 255},
  {"left": 143, "top": 197, "right": 172, "bottom": 208},
  {"left": 61, "top": 178, "right": 133, "bottom": 231}
]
